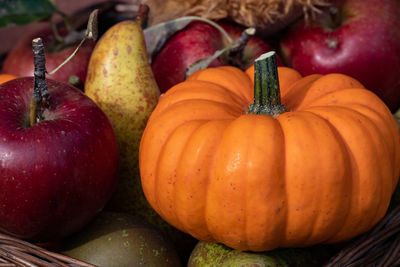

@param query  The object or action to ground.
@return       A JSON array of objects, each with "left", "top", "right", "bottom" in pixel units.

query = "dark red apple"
[
  {"left": 2, "top": 26, "right": 95, "bottom": 84},
  {"left": 151, "top": 20, "right": 281, "bottom": 93},
  {"left": 0, "top": 63, "right": 118, "bottom": 241},
  {"left": 280, "top": 0, "right": 400, "bottom": 112}
]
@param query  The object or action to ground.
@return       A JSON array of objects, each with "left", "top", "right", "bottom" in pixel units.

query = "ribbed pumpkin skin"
[{"left": 139, "top": 65, "right": 400, "bottom": 251}]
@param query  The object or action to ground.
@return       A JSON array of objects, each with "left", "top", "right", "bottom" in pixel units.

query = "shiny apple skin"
[
  {"left": 151, "top": 21, "right": 279, "bottom": 93},
  {"left": 280, "top": 0, "right": 400, "bottom": 112},
  {"left": 0, "top": 77, "right": 118, "bottom": 242},
  {"left": 151, "top": 21, "right": 224, "bottom": 93}
]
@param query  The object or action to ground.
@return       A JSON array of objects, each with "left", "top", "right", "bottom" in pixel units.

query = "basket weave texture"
[
  {"left": 0, "top": 233, "right": 94, "bottom": 267},
  {"left": 324, "top": 205, "right": 400, "bottom": 267},
  {"left": 0, "top": 206, "right": 399, "bottom": 266}
]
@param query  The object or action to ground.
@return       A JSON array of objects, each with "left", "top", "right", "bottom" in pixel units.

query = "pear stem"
[
  {"left": 247, "top": 51, "right": 286, "bottom": 117},
  {"left": 30, "top": 38, "right": 50, "bottom": 127},
  {"left": 135, "top": 4, "right": 149, "bottom": 27}
]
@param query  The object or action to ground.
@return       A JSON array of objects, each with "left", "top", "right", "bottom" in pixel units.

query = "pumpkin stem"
[{"left": 247, "top": 51, "right": 286, "bottom": 117}]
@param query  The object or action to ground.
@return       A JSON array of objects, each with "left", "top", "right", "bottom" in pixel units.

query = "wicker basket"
[
  {"left": 0, "top": 1, "right": 398, "bottom": 266},
  {"left": 0, "top": 204, "right": 398, "bottom": 266},
  {"left": 324, "top": 205, "right": 400, "bottom": 267},
  {"left": 0, "top": 233, "right": 94, "bottom": 267}
]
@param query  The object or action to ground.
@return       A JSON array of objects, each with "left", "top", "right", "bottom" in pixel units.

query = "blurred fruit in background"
[
  {"left": 280, "top": 0, "right": 400, "bottom": 112},
  {"left": 151, "top": 20, "right": 281, "bottom": 93}
]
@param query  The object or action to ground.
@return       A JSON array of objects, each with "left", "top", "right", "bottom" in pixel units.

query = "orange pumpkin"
[
  {"left": 0, "top": 74, "right": 18, "bottom": 84},
  {"left": 139, "top": 52, "right": 400, "bottom": 251}
]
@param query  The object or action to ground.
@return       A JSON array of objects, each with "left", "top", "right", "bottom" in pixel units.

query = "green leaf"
[{"left": 0, "top": 0, "right": 57, "bottom": 27}]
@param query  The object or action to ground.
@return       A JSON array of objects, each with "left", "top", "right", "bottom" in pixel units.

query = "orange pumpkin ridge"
[
  {"left": 139, "top": 52, "right": 400, "bottom": 251},
  {"left": 0, "top": 74, "right": 18, "bottom": 84}
]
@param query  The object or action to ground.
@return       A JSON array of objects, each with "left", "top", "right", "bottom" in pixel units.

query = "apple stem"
[
  {"left": 47, "top": 9, "right": 99, "bottom": 76},
  {"left": 30, "top": 38, "right": 50, "bottom": 127},
  {"left": 29, "top": 10, "right": 99, "bottom": 126},
  {"left": 47, "top": 38, "right": 86, "bottom": 75},
  {"left": 229, "top": 27, "right": 255, "bottom": 55},
  {"left": 228, "top": 27, "right": 255, "bottom": 68},
  {"left": 247, "top": 51, "right": 286, "bottom": 117}
]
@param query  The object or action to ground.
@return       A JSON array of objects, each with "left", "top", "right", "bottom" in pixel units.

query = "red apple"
[
  {"left": 280, "top": 0, "right": 400, "bottom": 112},
  {"left": 0, "top": 75, "right": 118, "bottom": 241},
  {"left": 151, "top": 20, "right": 281, "bottom": 93},
  {"left": 2, "top": 26, "right": 95, "bottom": 84}
]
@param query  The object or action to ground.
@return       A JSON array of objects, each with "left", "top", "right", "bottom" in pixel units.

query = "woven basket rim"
[{"left": 0, "top": 206, "right": 398, "bottom": 266}]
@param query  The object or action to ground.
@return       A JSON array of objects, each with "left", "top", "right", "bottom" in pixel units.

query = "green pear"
[
  {"left": 188, "top": 242, "right": 336, "bottom": 267},
  {"left": 85, "top": 10, "right": 159, "bottom": 224},
  {"left": 84, "top": 8, "right": 197, "bottom": 264},
  {"left": 60, "top": 212, "right": 181, "bottom": 267}
]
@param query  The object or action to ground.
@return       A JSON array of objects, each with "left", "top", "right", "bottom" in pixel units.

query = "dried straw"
[{"left": 142, "top": 0, "right": 331, "bottom": 34}]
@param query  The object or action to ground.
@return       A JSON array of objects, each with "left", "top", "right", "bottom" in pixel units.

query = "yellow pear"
[
  {"left": 85, "top": 8, "right": 160, "bottom": 218},
  {"left": 85, "top": 7, "right": 199, "bottom": 262}
]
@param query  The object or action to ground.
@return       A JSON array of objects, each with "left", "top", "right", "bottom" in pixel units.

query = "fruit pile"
[{"left": 0, "top": 0, "right": 399, "bottom": 266}]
